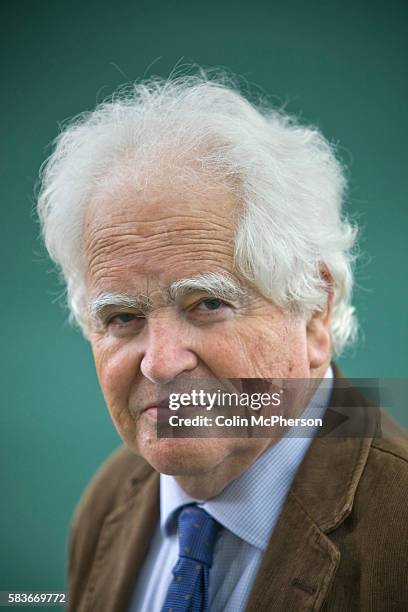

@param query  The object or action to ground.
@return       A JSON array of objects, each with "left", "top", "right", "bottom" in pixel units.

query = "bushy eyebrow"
[
  {"left": 89, "top": 293, "right": 152, "bottom": 322},
  {"left": 167, "top": 272, "right": 248, "bottom": 302},
  {"left": 88, "top": 272, "right": 249, "bottom": 323}
]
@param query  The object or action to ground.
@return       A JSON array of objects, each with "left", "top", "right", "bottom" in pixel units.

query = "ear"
[{"left": 306, "top": 265, "right": 334, "bottom": 371}]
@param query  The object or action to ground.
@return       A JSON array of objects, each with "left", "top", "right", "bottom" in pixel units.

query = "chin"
[{"left": 136, "top": 435, "right": 228, "bottom": 476}]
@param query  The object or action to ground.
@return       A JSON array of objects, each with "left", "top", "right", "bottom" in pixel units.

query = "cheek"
[
  {"left": 93, "top": 340, "right": 141, "bottom": 407},
  {"left": 209, "top": 318, "right": 309, "bottom": 377},
  {"left": 191, "top": 328, "right": 246, "bottom": 377}
]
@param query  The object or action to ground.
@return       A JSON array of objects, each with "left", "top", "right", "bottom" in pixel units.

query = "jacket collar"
[{"left": 290, "top": 365, "right": 378, "bottom": 532}]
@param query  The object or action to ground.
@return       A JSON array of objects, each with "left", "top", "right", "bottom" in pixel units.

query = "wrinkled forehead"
[{"left": 83, "top": 178, "right": 240, "bottom": 295}]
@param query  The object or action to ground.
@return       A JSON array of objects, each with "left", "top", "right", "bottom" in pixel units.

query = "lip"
[{"left": 142, "top": 400, "right": 170, "bottom": 421}]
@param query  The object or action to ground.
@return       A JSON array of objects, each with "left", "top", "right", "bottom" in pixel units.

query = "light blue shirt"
[{"left": 128, "top": 369, "right": 333, "bottom": 612}]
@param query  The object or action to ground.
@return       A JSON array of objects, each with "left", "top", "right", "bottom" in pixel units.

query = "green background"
[{"left": 1, "top": 0, "right": 407, "bottom": 603}]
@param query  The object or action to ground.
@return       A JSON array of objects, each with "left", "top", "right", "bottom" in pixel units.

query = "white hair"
[{"left": 37, "top": 72, "right": 358, "bottom": 354}]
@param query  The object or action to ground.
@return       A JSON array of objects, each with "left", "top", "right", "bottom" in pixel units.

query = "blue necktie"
[{"left": 161, "top": 505, "right": 220, "bottom": 612}]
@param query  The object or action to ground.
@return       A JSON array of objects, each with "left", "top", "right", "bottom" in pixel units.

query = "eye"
[
  {"left": 187, "top": 297, "right": 232, "bottom": 322},
  {"left": 196, "top": 298, "right": 225, "bottom": 311},
  {"left": 106, "top": 312, "right": 145, "bottom": 334},
  {"left": 114, "top": 313, "right": 139, "bottom": 324}
]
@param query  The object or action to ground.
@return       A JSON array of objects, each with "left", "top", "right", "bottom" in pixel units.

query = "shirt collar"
[{"left": 160, "top": 367, "right": 333, "bottom": 551}]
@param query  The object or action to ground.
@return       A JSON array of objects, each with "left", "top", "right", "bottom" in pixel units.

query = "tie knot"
[{"left": 177, "top": 505, "right": 220, "bottom": 567}]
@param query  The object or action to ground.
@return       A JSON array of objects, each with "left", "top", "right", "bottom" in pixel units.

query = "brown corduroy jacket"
[{"left": 67, "top": 381, "right": 408, "bottom": 612}]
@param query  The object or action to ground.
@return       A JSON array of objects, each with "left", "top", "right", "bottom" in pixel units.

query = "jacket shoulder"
[
  {"left": 363, "top": 423, "right": 408, "bottom": 521},
  {"left": 72, "top": 445, "right": 151, "bottom": 525},
  {"left": 357, "top": 411, "right": 408, "bottom": 522},
  {"left": 371, "top": 410, "right": 408, "bottom": 463},
  {"left": 324, "top": 415, "right": 408, "bottom": 610},
  {"left": 67, "top": 446, "right": 154, "bottom": 610}
]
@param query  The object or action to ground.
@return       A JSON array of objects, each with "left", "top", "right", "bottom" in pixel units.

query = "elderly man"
[{"left": 38, "top": 75, "right": 407, "bottom": 612}]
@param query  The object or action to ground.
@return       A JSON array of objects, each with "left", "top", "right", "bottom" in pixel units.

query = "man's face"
[{"left": 85, "top": 178, "right": 328, "bottom": 478}]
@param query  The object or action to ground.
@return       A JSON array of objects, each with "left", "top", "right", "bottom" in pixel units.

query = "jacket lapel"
[
  {"left": 245, "top": 379, "right": 376, "bottom": 611},
  {"left": 83, "top": 464, "right": 160, "bottom": 612},
  {"left": 245, "top": 488, "right": 340, "bottom": 611}
]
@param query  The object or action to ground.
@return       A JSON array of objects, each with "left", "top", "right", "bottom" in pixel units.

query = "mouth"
[
  {"left": 141, "top": 399, "right": 209, "bottom": 421},
  {"left": 142, "top": 399, "right": 170, "bottom": 421}
]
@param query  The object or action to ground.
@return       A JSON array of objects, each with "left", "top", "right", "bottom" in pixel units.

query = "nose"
[{"left": 140, "top": 316, "right": 198, "bottom": 384}]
